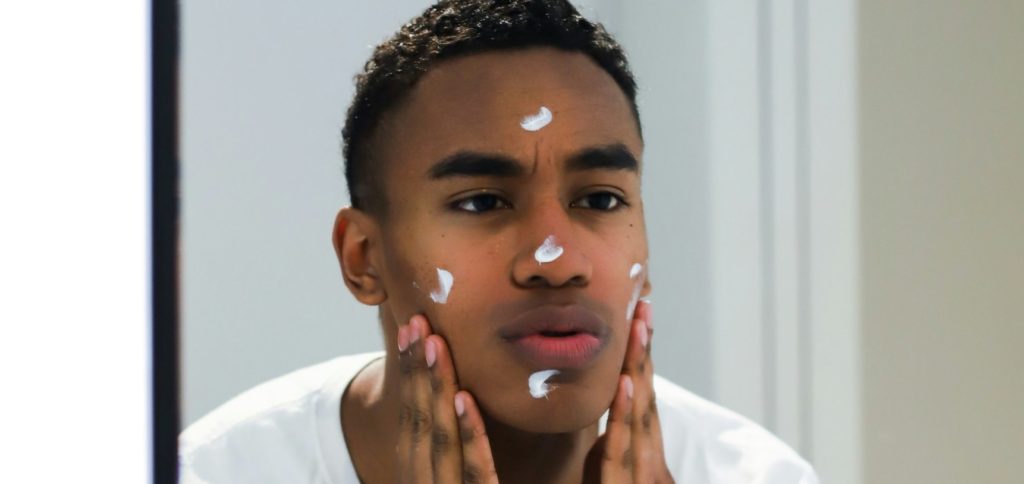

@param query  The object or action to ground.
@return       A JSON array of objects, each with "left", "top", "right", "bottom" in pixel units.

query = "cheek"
[
  {"left": 585, "top": 244, "right": 648, "bottom": 324},
  {"left": 405, "top": 259, "right": 506, "bottom": 342}
]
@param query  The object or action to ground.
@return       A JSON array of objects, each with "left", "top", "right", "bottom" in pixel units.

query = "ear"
[
  {"left": 332, "top": 207, "right": 386, "bottom": 305},
  {"left": 639, "top": 269, "right": 653, "bottom": 299}
]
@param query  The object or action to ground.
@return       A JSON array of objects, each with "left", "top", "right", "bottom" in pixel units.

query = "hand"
[
  {"left": 585, "top": 301, "right": 676, "bottom": 483},
  {"left": 396, "top": 314, "right": 499, "bottom": 484}
]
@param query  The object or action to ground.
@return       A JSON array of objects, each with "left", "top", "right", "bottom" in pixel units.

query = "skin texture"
[{"left": 333, "top": 47, "right": 672, "bottom": 483}]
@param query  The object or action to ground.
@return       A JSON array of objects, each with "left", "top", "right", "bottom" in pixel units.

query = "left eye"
[{"left": 572, "top": 192, "right": 624, "bottom": 211}]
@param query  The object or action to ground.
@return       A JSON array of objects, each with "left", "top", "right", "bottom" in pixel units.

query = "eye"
[
  {"left": 452, "top": 193, "right": 511, "bottom": 213},
  {"left": 572, "top": 191, "right": 625, "bottom": 211}
]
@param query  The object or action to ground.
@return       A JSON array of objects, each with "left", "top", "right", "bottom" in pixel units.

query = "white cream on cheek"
[
  {"left": 534, "top": 235, "right": 564, "bottom": 264},
  {"left": 429, "top": 268, "right": 454, "bottom": 304},
  {"left": 528, "top": 369, "right": 560, "bottom": 399},
  {"left": 626, "top": 262, "right": 645, "bottom": 321},
  {"left": 629, "top": 262, "right": 643, "bottom": 279},
  {"left": 519, "top": 106, "right": 553, "bottom": 131}
]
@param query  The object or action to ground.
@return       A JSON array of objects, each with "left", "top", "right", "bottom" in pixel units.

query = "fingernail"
[
  {"left": 397, "top": 325, "right": 409, "bottom": 352},
  {"left": 408, "top": 318, "right": 422, "bottom": 346},
  {"left": 624, "top": 376, "right": 634, "bottom": 400},
  {"left": 454, "top": 394, "right": 466, "bottom": 417},
  {"left": 643, "top": 300, "right": 653, "bottom": 330},
  {"left": 639, "top": 323, "right": 649, "bottom": 348},
  {"left": 425, "top": 339, "right": 436, "bottom": 367}
]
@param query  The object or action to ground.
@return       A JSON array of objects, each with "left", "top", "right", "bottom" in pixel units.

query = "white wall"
[
  {"left": 859, "top": 1, "right": 1024, "bottom": 482},
  {"left": 182, "top": 0, "right": 432, "bottom": 424}
]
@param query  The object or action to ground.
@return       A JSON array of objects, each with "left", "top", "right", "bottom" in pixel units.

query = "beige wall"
[{"left": 859, "top": 1, "right": 1024, "bottom": 482}]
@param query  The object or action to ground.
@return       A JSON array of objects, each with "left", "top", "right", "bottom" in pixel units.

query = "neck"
[
  {"left": 343, "top": 337, "right": 599, "bottom": 483},
  {"left": 484, "top": 411, "right": 598, "bottom": 483}
]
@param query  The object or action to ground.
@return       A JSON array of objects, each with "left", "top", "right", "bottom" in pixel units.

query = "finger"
[
  {"left": 628, "top": 305, "right": 662, "bottom": 482},
  {"left": 427, "top": 334, "right": 462, "bottom": 483},
  {"left": 634, "top": 301, "right": 667, "bottom": 460},
  {"left": 622, "top": 312, "right": 649, "bottom": 376},
  {"left": 396, "top": 323, "right": 414, "bottom": 481},
  {"left": 397, "top": 315, "right": 434, "bottom": 482},
  {"left": 455, "top": 391, "right": 500, "bottom": 484},
  {"left": 601, "top": 374, "right": 635, "bottom": 483}
]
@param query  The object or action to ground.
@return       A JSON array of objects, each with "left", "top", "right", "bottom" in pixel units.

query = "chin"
[{"left": 477, "top": 382, "right": 616, "bottom": 434}]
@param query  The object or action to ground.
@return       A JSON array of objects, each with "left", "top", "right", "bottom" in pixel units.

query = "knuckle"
[
  {"left": 398, "top": 404, "right": 413, "bottom": 426},
  {"left": 410, "top": 407, "right": 432, "bottom": 440},
  {"left": 430, "top": 375, "right": 445, "bottom": 393},
  {"left": 621, "top": 447, "right": 635, "bottom": 469},
  {"left": 399, "top": 355, "right": 414, "bottom": 375},
  {"left": 462, "top": 465, "right": 482, "bottom": 484},
  {"left": 642, "top": 411, "right": 653, "bottom": 432},
  {"left": 462, "top": 464, "right": 497, "bottom": 484},
  {"left": 431, "top": 428, "right": 452, "bottom": 453},
  {"left": 460, "top": 424, "right": 487, "bottom": 444},
  {"left": 600, "top": 446, "right": 617, "bottom": 463}
]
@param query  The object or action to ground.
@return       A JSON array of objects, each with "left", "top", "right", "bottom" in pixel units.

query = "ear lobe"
[
  {"left": 332, "top": 207, "right": 386, "bottom": 305},
  {"left": 640, "top": 274, "right": 653, "bottom": 299}
]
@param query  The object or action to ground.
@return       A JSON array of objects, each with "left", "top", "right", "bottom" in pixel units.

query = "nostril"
[
  {"left": 567, "top": 275, "right": 587, "bottom": 287},
  {"left": 526, "top": 275, "right": 547, "bottom": 286}
]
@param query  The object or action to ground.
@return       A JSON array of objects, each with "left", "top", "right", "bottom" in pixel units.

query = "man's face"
[{"left": 372, "top": 47, "right": 649, "bottom": 432}]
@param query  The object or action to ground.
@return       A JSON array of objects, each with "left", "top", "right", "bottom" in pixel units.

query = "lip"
[{"left": 499, "top": 304, "right": 609, "bottom": 369}]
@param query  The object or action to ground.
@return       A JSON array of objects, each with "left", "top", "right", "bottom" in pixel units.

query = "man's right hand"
[{"left": 397, "top": 314, "right": 500, "bottom": 483}]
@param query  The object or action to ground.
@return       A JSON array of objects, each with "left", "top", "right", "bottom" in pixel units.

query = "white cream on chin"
[{"left": 528, "top": 369, "right": 560, "bottom": 399}]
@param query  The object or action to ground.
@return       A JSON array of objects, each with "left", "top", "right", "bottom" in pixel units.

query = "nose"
[{"left": 511, "top": 203, "right": 592, "bottom": 289}]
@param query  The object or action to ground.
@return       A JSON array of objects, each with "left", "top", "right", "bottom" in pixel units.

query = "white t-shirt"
[{"left": 180, "top": 352, "right": 818, "bottom": 483}]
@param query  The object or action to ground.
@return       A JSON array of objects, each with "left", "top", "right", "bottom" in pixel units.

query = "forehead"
[{"left": 374, "top": 47, "right": 642, "bottom": 177}]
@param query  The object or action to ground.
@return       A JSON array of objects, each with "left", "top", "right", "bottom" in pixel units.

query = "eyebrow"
[
  {"left": 565, "top": 143, "right": 639, "bottom": 173},
  {"left": 426, "top": 143, "right": 639, "bottom": 180},
  {"left": 428, "top": 152, "right": 526, "bottom": 179}
]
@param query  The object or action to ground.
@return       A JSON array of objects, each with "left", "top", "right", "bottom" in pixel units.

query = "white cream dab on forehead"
[
  {"left": 519, "top": 106, "right": 553, "bottom": 131},
  {"left": 429, "top": 268, "right": 454, "bottom": 304},
  {"left": 528, "top": 369, "right": 560, "bottom": 399},
  {"left": 534, "top": 235, "right": 564, "bottom": 264}
]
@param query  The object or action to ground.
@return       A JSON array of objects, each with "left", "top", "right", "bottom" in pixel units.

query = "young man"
[{"left": 180, "top": 1, "right": 818, "bottom": 482}]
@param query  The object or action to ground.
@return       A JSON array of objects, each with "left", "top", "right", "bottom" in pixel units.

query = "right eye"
[{"left": 452, "top": 193, "right": 511, "bottom": 214}]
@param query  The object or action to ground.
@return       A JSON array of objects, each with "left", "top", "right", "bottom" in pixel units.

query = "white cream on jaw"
[
  {"left": 429, "top": 268, "right": 454, "bottom": 304},
  {"left": 534, "top": 235, "right": 564, "bottom": 264},
  {"left": 528, "top": 369, "right": 560, "bottom": 399},
  {"left": 630, "top": 262, "right": 643, "bottom": 279},
  {"left": 626, "top": 262, "right": 645, "bottom": 321},
  {"left": 520, "top": 106, "right": 553, "bottom": 131}
]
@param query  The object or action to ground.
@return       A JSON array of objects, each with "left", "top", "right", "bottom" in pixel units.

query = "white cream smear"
[
  {"left": 626, "top": 262, "right": 645, "bottom": 321},
  {"left": 519, "top": 106, "right": 553, "bottom": 131},
  {"left": 629, "top": 262, "right": 643, "bottom": 279},
  {"left": 528, "top": 369, "right": 560, "bottom": 399},
  {"left": 534, "top": 235, "right": 564, "bottom": 264},
  {"left": 429, "top": 268, "right": 454, "bottom": 304}
]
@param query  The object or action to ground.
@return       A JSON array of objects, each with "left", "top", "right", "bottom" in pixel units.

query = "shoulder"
[
  {"left": 652, "top": 375, "right": 819, "bottom": 484},
  {"left": 179, "top": 352, "right": 383, "bottom": 483}
]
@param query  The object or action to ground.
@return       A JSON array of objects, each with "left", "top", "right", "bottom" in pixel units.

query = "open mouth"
[
  {"left": 538, "top": 329, "right": 581, "bottom": 337},
  {"left": 499, "top": 305, "right": 608, "bottom": 369}
]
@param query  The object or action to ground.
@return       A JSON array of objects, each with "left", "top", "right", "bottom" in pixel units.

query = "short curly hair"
[{"left": 342, "top": 0, "right": 641, "bottom": 215}]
